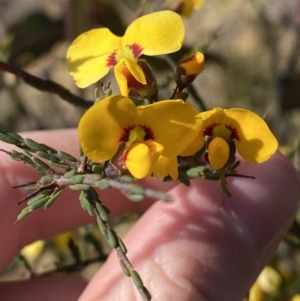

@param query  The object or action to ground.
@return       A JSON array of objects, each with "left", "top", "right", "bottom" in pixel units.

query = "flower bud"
[
  {"left": 175, "top": 51, "right": 205, "bottom": 91},
  {"left": 175, "top": 0, "right": 205, "bottom": 18}
]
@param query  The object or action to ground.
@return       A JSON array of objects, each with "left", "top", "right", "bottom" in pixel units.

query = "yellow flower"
[
  {"left": 78, "top": 95, "right": 202, "bottom": 179},
  {"left": 182, "top": 107, "right": 278, "bottom": 170},
  {"left": 67, "top": 11, "right": 184, "bottom": 96},
  {"left": 177, "top": 0, "right": 205, "bottom": 18}
]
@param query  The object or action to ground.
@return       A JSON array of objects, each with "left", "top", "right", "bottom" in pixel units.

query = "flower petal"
[
  {"left": 78, "top": 95, "right": 138, "bottom": 162},
  {"left": 124, "top": 58, "right": 146, "bottom": 84},
  {"left": 125, "top": 141, "right": 163, "bottom": 179},
  {"left": 67, "top": 28, "right": 121, "bottom": 88},
  {"left": 123, "top": 11, "right": 184, "bottom": 56},
  {"left": 208, "top": 137, "right": 230, "bottom": 170},
  {"left": 225, "top": 108, "right": 278, "bottom": 163},
  {"left": 153, "top": 156, "right": 178, "bottom": 180},
  {"left": 180, "top": 131, "right": 203, "bottom": 156},
  {"left": 138, "top": 100, "right": 202, "bottom": 157},
  {"left": 114, "top": 59, "right": 146, "bottom": 96}
]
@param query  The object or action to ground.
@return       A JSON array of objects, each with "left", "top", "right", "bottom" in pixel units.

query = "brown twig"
[{"left": 0, "top": 60, "right": 93, "bottom": 108}]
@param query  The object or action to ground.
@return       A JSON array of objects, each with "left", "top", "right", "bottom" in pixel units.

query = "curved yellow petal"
[
  {"left": 67, "top": 28, "right": 121, "bottom": 88},
  {"left": 123, "top": 11, "right": 184, "bottom": 56},
  {"left": 124, "top": 58, "right": 146, "bottom": 84},
  {"left": 114, "top": 59, "right": 146, "bottom": 96},
  {"left": 125, "top": 141, "right": 163, "bottom": 179},
  {"left": 114, "top": 61, "right": 131, "bottom": 96},
  {"left": 208, "top": 137, "right": 230, "bottom": 170},
  {"left": 225, "top": 108, "right": 278, "bottom": 163},
  {"left": 138, "top": 100, "right": 202, "bottom": 157},
  {"left": 78, "top": 95, "right": 138, "bottom": 162},
  {"left": 153, "top": 156, "right": 178, "bottom": 180}
]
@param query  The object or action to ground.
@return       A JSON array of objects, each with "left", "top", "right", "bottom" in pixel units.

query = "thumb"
[{"left": 79, "top": 152, "right": 300, "bottom": 301}]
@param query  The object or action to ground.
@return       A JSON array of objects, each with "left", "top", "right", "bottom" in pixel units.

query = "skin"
[{"left": 0, "top": 129, "right": 299, "bottom": 301}]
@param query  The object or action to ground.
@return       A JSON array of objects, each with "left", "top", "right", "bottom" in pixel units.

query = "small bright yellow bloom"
[
  {"left": 67, "top": 11, "right": 184, "bottom": 95},
  {"left": 182, "top": 107, "right": 278, "bottom": 170},
  {"left": 177, "top": 0, "right": 205, "bottom": 18},
  {"left": 78, "top": 95, "right": 202, "bottom": 179}
]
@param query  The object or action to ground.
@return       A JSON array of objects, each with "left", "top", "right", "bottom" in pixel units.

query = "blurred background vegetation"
[{"left": 0, "top": 0, "right": 300, "bottom": 300}]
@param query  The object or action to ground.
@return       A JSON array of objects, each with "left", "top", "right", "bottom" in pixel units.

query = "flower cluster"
[
  {"left": 78, "top": 95, "right": 202, "bottom": 179},
  {"left": 67, "top": 10, "right": 278, "bottom": 187}
]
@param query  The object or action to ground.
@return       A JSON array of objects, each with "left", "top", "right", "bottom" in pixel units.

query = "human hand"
[{"left": 0, "top": 129, "right": 299, "bottom": 301}]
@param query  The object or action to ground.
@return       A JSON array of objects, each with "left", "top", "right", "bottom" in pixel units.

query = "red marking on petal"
[
  {"left": 118, "top": 125, "right": 154, "bottom": 143},
  {"left": 142, "top": 125, "right": 155, "bottom": 140},
  {"left": 202, "top": 123, "right": 219, "bottom": 136},
  {"left": 225, "top": 124, "right": 240, "bottom": 140},
  {"left": 119, "top": 126, "right": 134, "bottom": 143},
  {"left": 106, "top": 50, "right": 117, "bottom": 67},
  {"left": 127, "top": 43, "right": 144, "bottom": 58}
]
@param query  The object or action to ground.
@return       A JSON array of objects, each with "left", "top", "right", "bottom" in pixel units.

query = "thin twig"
[{"left": 0, "top": 60, "right": 93, "bottom": 108}]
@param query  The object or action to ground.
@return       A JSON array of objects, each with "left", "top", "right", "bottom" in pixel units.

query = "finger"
[
  {"left": 79, "top": 152, "right": 300, "bottom": 301},
  {"left": 0, "top": 275, "right": 86, "bottom": 301},
  {"left": 0, "top": 129, "right": 174, "bottom": 269}
]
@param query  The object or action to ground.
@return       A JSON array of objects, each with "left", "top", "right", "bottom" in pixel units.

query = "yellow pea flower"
[
  {"left": 182, "top": 107, "right": 278, "bottom": 170},
  {"left": 67, "top": 11, "right": 184, "bottom": 96},
  {"left": 78, "top": 95, "right": 202, "bottom": 179}
]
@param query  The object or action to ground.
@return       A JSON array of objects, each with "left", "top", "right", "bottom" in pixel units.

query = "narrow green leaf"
[
  {"left": 44, "top": 190, "right": 62, "bottom": 208},
  {"left": 105, "top": 229, "right": 117, "bottom": 248},
  {"left": 29, "top": 196, "right": 50, "bottom": 210},
  {"left": 31, "top": 156, "right": 50, "bottom": 170},
  {"left": 17, "top": 207, "right": 31, "bottom": 221},
  {"left": 130, "top": 270, "right": 144, "bottom": 289},
  {"left": 117, "top": 237, "right": 127, "bottom": 254},
  {"left": 92, "top": 164, "right": 103, "bottom": 173},
  {"left": 127, "top": 194, "right": 144, "bottom": 202},
  {"left": 96, "top": 202, "right": 109, "bottom": 221},
  {"left": 119, "top": 259, "right": 130, "bottom": 276},
  {"left": 96, "top": 180, "right": 110, "bottom": 190},
  {"left": 96, "top": 216, "right": 106, "bottom": 236},
  {"left": 57, "top": 151, "right": 77, "bottom": 161},
  {"left": 0, "top": 132, "right": 21, "bottom": 145},
  {"left": 64, "top": 169, "right": 76, "bottom": 178},
  {"left": 40, "top": 175, "right": 53, "bottom": 184},
  {"left": 27, "top": 193, "right": 48, "bottom": 205},
  {"left": 70, "top": 175, "right": 84, "bottom": 184},
  {"left": 69, "top": 184, "right": 91, "bottom": 190},
  {"left": 24, "top": 138, "right": 47, "bottom": 152}
]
